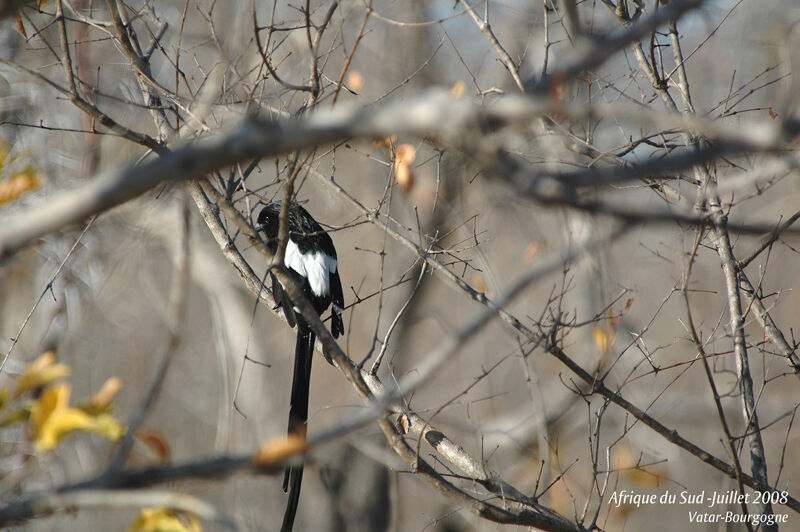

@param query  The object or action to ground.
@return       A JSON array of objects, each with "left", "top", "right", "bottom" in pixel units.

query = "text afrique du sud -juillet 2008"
[{"left": 609, "top": 489, "right": 790, "bottom": 526}]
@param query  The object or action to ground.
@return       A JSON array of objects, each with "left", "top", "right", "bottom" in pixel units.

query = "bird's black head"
[{"left": 255, "top": 202, "right": 282, "bottom": 238}]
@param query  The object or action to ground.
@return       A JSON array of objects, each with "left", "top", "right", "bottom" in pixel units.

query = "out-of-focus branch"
[
  {"left": 0, "top": 217, "right": 95, "bottom": 374},
  {"left": 0, "top": 452, "right": 276, "bottom": 526},
  {"left": 1, "top": 89, "right": 797, "bottom": 259},
  {"left": 0, "top": 489, "right": 239, "bottom": 531},
  {"left": 0, "top": 0, "right": 32, "bottom": 19},
  {"left": 107, "top": 197, "right": 192, "bottom": 471},
  {"left": 527, "top": 0, "right": 704, "bottom": 92},
  {"left": 0, "top": 59, "right": 164, "bottom": 152}
]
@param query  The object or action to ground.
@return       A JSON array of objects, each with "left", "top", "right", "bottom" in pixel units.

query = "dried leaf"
[
  {"left": 252, "top": 434, "right": 307, "bottom": 468},
  {"left": 395, "top": 162, "right": 414, "bottom": 192},
  {"left": 523, "top": 242, "right": 540, "bottom": 265},
  {"left": 137, "top": 429, "right": 171, "bottom": 463},
  {"left": 13, "top": 351, "right": 70, "bottom": 399},
  {"left": 393, "top": 144, "right": 416, "bottom": 193},
  {"left": 450, "top": 80, "right": 467, "bottom": 98},
  {"left": 397, "top": 414, "right": 411, "bottom": 434},
  {"left": 622, "top": 298, "right": 634, "bottom": 314},
  {"left": 31, "top": 383, "right": 125, "bottom": 452},
  {"left": 371, "top": 135, "right": 397, "bottom": 153},
  {"left": 472, "top": 273, "right": 487, "bottom": 294},
  {"left": 13, "top": 14, "right": 25, "bottom": 38},
  {"left": 768, "top": 108, "right": 778, "bottom": 119},
  {"left": 0, "top": 168, "right": 42, "bottom": 206},
  {"left": 346, "top": 70, "right": 364, "bottom": 92},
  {"left": 591, "top": 326, "right": 614, "bottom": 353},
  {"left": 394, "top": 144, "right": 416, "bottom": 166},
  {"left": 128, "top": 507, "right": 201, "bottom": 532}
]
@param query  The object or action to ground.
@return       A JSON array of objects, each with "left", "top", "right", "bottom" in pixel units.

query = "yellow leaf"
[
  {"left": 30, "top": 383, "right": 125, "bottom": 452},
  {"left": 128, "top": 507, "right": 201, "bottom": 532},
  {"left": 472, "top": 273, "right": 487, "bottom": 294},
  {"left": 0, "top": 168, "right": 42, "bottom": 206},
  {"left": 0, "top": 386, "right": 8, "bottom": 410},
  {"left": 592, "top": 326, "right": 614, "bottom": 353},
  {"left": 450, "top": 80, "right": 467, "bottom": 98},
  {"left": 252, "top": 434, "right": 307, "bottom": 468},
  {"left": 13, "top": 351, "right": 70, "bottom": 399}
]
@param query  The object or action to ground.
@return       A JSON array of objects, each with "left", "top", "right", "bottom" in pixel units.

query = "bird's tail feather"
[{"left": 281, "top": 317, "right": 314, "bottom": 532}]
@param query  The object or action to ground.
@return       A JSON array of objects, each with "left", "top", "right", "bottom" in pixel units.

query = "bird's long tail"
[{"left": 280, "top": 317, "right": 314, "bottom": 532}]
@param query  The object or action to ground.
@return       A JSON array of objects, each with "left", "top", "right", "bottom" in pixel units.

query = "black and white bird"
[{"left": 254, "top": 201, "right": 344, "bottom": 532}]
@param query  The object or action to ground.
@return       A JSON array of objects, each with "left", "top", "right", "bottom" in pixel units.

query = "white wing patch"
[
  {"left": 284, "top": 239, "right": 337, "bottom": 297},
  {"left": 284, "top": 240, "right": 307, "bottom": 277}
]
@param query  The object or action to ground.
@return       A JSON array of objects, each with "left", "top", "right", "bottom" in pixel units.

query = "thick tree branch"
[{"left": 1, "top": 90, "right": 797, "bottom": 259}]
